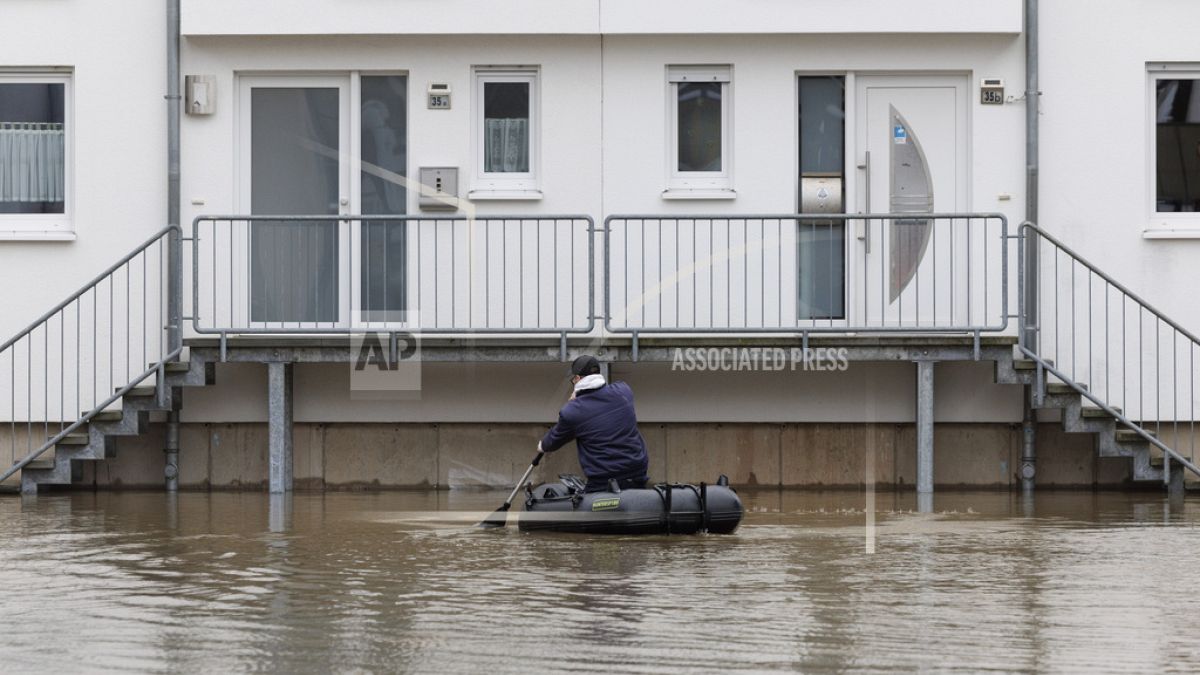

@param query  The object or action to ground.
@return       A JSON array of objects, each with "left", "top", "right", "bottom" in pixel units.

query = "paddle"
[{"left": 477, "top": 450, "right": 545, "bottom": 529}]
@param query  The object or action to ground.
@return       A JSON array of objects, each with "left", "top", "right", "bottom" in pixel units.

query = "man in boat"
[{"left": 537, "top": 355, "right": 650, "bottom": 492}]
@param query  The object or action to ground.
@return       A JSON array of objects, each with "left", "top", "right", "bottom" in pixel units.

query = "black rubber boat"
[{"left": 519, "top": 474, "right": 743, "bottom": 535}]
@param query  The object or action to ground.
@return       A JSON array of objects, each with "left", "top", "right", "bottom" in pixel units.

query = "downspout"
[
  {"left": 165, "top": 0, "right": 182, "bottom": 492},
  {"left": 1020, "top": 0, "right": 1039, "bottom": 494}
]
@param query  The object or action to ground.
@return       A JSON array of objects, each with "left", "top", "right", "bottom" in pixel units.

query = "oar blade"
[{"left": 476, "top": 503, "right": 512, "bottom": 529}]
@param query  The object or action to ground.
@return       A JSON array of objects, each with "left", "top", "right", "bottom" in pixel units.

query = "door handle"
[{"left": 856, "top": 151, "right": 871, "bottom": 254}]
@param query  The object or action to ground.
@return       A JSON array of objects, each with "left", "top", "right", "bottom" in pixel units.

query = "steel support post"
[
  {"left": 916, "top": 360, "right": 936, "bottom": 494},
  {"left": 165, "top": 409, "right": 180, "bottom": 492},
  {"left": 268, "top": 362, "right": 294, "bottom": 493},
  {"left": 1021, "top": 385, "right": 1037, "bottom": 493}
]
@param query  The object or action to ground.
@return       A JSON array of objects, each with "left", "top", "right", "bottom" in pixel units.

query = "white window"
[
  {"left": 666, "top": 65, "right": 733, "bottom": 198},
  {"left": 0, "top": 73, "right": 72, "bottom": 239},
  {"left": 1149, "top": 66, "right": 1200, "bottom": 236},
  {"left": 470, "top": 67, "right": 540, "bottom": 199}
]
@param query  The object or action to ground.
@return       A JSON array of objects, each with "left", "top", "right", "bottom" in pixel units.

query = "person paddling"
[{"left": 538, "top": 355, "right": 649, "bottom": 492}]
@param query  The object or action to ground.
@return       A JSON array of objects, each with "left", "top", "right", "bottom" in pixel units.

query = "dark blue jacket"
[{"left": 540, "top": 381, "right": 649, "bottom": 482}]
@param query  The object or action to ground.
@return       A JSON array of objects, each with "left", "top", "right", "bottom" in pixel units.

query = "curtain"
[
  {"left": 0, "top": 123, "right": 65, "bottom": 202},
  {"left": 484, "top": 118, "right": 529, "bottom": 173}
]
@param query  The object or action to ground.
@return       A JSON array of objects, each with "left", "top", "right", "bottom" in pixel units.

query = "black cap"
[{"left": 569, "top": 355, "right": 601, "bottom": 378}]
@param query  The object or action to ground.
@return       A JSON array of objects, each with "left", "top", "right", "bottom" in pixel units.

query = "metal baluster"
[
  {"left": 778, "top": 219, "right": 783, "bottom": 327},
  {"left": 44, "top": 320, "right": 48, "bottom": 442},
  {"left": 700, "top": 219, "right": 710, "bottom": 326},
  {"left": 126, "top": 263, "right": 131, "bottom": 382},
  {"left": 676, "top": 218, "right": 686, "bottom": 329},
  {"left": 1070, "top": 259, "right": 1076, "bottom": 380},
  {"left": 570, "top": 219, "right": 576, "bottom": 329},
  {"left": 642, "top": 219, "right": 647, "bottom": 329},
  {"left": 76, "top": 300, "right": 80, "bottom": 431},
  {"left": 143, "top": 252, "right": 147, "bottom": 375},
  {"left": 59, "top": 311, "right": 64, "bottom": 433}
]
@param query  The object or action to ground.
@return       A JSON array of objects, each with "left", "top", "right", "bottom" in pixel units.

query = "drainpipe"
[
  {"left": 164, "top": 0, "right": 182, "bottom": 492},
  {"left": 1020, "top": 0, "right": 1039, "bottom": 494}
]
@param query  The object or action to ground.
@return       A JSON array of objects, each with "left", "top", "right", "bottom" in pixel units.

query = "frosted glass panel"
[
  {"left": 360, "top": 75, "right": 408, "bottom": 319},
  {"left": 250, "top": 87, "right": 340, "bottom": 324},
  {"left": 677, "top": 81, "right": 722, "bottom": 172}
]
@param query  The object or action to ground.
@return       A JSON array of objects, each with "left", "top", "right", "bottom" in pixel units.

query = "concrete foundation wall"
[{"left": 55, "top": 421, "right": 1132, "bottom": 491}]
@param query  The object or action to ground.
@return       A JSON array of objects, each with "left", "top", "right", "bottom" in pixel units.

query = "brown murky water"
[{"left": 0, "top": 490, "right": 1198, "bottom": 673}]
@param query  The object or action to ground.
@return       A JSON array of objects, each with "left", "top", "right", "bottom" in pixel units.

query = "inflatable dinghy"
[{"left": 519, "top": 474, "right": 743, "bottom": 535}]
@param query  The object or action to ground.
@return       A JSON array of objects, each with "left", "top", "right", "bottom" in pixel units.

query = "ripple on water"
[{"left": 0, "top": 490, "right": 1197, "bottom": 672}]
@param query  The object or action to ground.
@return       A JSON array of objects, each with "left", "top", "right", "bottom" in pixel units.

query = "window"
[
  {"left": 666, "top": 65, "right": 733, "bottom": 197},
  {"left": 471, "top": 68, "right": 539, "bottom": 198},
  {"left": 1155, "top": 76, "right": 1200, "bottom": 213},
  {"left": 0, "top": 74, "right": 71, "bottom": 238}
]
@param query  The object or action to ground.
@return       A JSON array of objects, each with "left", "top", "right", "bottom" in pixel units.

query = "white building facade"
[{"left": 2, "top": 1, "right": 1198, "bottom": 491}]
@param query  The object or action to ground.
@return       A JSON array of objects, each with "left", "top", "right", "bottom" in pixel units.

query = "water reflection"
[{"left": 0, "top": 490, "right": 1196, "bottom": 672}]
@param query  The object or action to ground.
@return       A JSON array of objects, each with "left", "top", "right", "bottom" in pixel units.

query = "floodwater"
[{"left": 0, "top": 491, "right": 1198, "bottom": 673}]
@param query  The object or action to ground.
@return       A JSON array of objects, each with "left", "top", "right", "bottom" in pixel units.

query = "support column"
[
  {"left": 1167, "top": 461, "right": 1185, "bottom": 501},
  {"left": 268, "top": 362, "right": 294, "bottom": 493},
  {"left": 1021, "top": 385, "right": 1037, "bottom": 493},
  {"left": 916, "top": 360, "right": 935, "bottom": 495},
  {"left": 164, "top": 409, "right": 180, "bottom": 492}
]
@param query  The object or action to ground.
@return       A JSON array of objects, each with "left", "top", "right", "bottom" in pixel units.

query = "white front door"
[
  {"left": 855, "top": 75, "right": 968, "bottom": 327},
  {"left": 237, "top": 76, "right": 352, "bottom": 329}
]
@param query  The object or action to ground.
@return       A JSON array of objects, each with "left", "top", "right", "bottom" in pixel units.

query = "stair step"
[
  {"left": 87, "top": 410, "right": 124, "bottom": 422},
  {"left": 1081, "top": 406, "right": 1121, "bottom": 419},
  {"left": 56, "top": 433, "right": 88, "bottom": 446},
  {"left": 150, "top": 361, "right": 191, "bottom": 374},
  {"left": 1046, "top": 382, "right": 1087, "bottom": 395},
  {"left": 1116, "top": 429, "right": 1156, "bottom": 443},
  {"left": 25, "top": 460, "right": 54, "bottom": 471},
  {"left": 119, "top": 386, "right": 157, "bottom": 398},
  {"left": 1150, "top": 455, "right": 1185, "bottom": 469},
  {"left": 1013, "top": 358, "right": 1054, "bottom": 371}
]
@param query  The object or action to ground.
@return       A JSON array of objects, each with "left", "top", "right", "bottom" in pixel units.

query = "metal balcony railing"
[
  {"left": 603, "top": 213, "right": 1009, "bottom": 338},
  {"left": 191, "top": 215, "right": 596, "bottom": 338}
]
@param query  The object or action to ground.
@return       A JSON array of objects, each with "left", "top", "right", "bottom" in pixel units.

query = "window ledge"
[
  {"left": 0, "top": 231, "right": 76, "bottom": 242},
  {"left": 1142, "top": 227, "right": 1200, "bottom": 240},
  {"left": 467, "top": 189, "right": 544, "bottom": 201},
  {"left": 662, "top": 188, "right": 737, "bottom": 201}
]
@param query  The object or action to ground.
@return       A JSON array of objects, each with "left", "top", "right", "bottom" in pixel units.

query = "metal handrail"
[
  {"left": 191, "top": 214, "right": 595, "bottom": 336},
  {"left": 0, "top": 226, "right": 179, "bottom": 353},
  {"left": 0, "top": 348, "right": 181, "bottom": 483},
  {"left": 604, "top": 212, "right": 1009, "bottom": 335},
  {"left": 2, "top": 226, "right": 181, "bottom": 481},
  {"left": 1018, "top": 222, "right": 1200, "bottom": 347},
  {"left": 1019, "top": 220, "right": 1200, "bottom": 480}
]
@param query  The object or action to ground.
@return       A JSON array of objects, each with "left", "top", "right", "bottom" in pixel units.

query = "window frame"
[
  {"left": 470, "top": 67, "right": 541, "bottom": 199},
  {"left": 665, "top": 65, "right": 734, "bottom": 198},
  {"left": 0, "top": 72, "right": 73, "bottom": 240}
]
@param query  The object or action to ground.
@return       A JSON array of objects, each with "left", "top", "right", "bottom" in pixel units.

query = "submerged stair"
[
  {"left": 17, "top": 358, "right": 215, "bottom": 494},
  {"left": 995, "top": 358, "right": 1190, "bottom": 492}
]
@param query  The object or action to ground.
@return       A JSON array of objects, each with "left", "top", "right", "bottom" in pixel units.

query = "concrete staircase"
[
  {"left": 19, "top": 358, "right": 214, "bottom": 494},
  {"left": 995, "top": 356, "right": 1188, "bottom": 492}
]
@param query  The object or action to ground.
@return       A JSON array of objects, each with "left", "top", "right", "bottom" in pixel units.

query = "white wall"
[
  {"left": 181, "top": 361, "right": 1023, "bottom": 424},
  {"left": 0, "top": 0, "right": 167, "bottom": 335},
  {"left": 1040, "top": 0, "right": 1200, "bottom": 325},
  {"left": 181, "top": 0, "right": 1022, "bottom": 37}
]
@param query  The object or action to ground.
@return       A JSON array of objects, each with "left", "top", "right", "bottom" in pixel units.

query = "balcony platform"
[{"left": 184, "top": 333, "right": 1018, "bottom": 364}]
